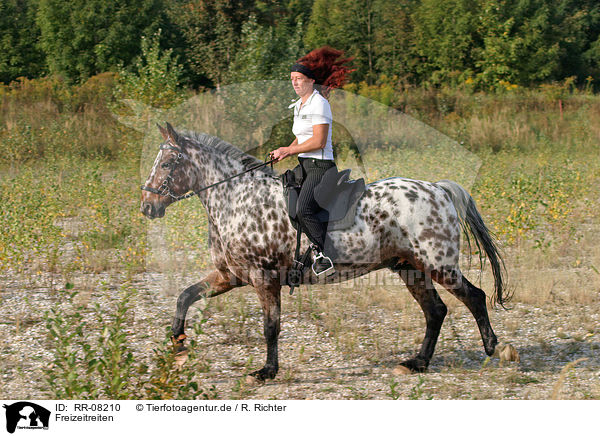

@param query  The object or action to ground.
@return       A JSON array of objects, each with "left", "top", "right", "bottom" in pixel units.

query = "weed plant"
[{"left": 44, "top": 285, "right": 216, "bottom": 399}]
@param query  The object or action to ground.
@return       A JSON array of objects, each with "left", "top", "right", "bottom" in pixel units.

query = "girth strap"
[{"left": 287, "top": 225, "right": 312, "bottom": 295}]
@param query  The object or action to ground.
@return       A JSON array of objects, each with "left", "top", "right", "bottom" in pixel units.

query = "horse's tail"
[{"left": 435, "top": 179, "right": 509, "bottom": 308}]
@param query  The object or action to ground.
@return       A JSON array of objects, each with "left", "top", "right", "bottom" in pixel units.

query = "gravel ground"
[{"left": 1, "top": 266, "right": 598, "bottom": 400}]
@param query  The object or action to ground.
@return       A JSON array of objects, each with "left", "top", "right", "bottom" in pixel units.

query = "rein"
[{"left": 141, "top": 143, "right": 276, "bottom": 202}]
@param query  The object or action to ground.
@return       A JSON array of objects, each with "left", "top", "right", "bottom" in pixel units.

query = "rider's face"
[{"left": 291, "top": 72, "right": 314, "bottom": 98}]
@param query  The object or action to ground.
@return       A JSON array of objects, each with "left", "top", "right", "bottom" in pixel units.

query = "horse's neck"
[
  {"left": 189, "top": 148, "right": 264, "bottom": 212},
  {"left": 190, "top": 148, "right": 246, "bottom": 187}
]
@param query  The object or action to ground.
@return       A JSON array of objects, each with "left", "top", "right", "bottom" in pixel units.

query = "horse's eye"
[{"left": 161, "top": 162, "right": 171, "bottom": 169}]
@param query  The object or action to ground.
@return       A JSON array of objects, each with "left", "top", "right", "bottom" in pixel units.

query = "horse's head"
[{"left": 140, "top": 123, "right": 194, "bottom": 219}]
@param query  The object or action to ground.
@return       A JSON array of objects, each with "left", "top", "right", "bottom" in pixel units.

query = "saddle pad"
[{"left": 314, "top": 166, "right": 366, "bottom": 231}]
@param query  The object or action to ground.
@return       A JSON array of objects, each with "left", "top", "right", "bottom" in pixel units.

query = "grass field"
[{"left": 1, "top": 80, "right": 599, "bottom": 399}]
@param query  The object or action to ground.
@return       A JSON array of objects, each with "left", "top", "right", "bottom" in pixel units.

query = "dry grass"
[{"left": 1, "top": 85, "right": 600, "bottom": 399}]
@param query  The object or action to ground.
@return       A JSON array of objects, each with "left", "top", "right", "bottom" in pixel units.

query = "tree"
[
  {"left": 169, "top": 0, "right": 255, "bottom": 88},
  {"left": 227, "top": 14, "right": 305, "bottom": 82},
  {"left": 305, "top": 0, "right": 381, "bottom": 83},
  {"left": 373, "top": 0, "right": 418, "bottom": 83},
  {"left": 117, "top": 30, "right": 184, "bottom": 107},
  {"left": 412, "top": 0, "right": 480, "bottom": 86},
  {"left": 552, "top": 0, "right": 600, "bottom": 83},
  {"left": 474, "top": 0, "right": 598, "bottom": 88},
  {"left": 36, "top": 0, "right": 167, "bottom": 82},
  {"left": 0, "top": 0, "right": 45, "bottom": 83}
]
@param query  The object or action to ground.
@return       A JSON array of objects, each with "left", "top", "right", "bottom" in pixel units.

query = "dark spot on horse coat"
[
  {"left": 405, "top": 190, "right": 419, "bottom": 202},
  {"left": 421, "top": 228, "right": 451, "bottom": 242},
  {"left": 261, "top": 259, "right": 277, "bottom": 270}
]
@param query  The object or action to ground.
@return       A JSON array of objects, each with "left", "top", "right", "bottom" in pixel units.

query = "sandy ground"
[{"left": 1, "top": 265, "right": 598, "bottom": 400}]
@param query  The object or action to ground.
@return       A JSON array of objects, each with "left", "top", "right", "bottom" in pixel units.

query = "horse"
[{"left": 140, "top": 123, "right": 508, "bottom": 381}]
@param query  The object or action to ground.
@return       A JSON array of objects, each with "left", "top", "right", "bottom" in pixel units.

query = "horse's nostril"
[{"left": 141, "top": 203, "right": 153, "bottom": 216}]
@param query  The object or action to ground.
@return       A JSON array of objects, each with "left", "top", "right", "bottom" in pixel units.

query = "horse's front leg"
[
  {"left": 171, "top": 269, "right": 242, "bottom": 351},
  {"left": 249, "top": 282, "right": 282, "bottom": 381}
]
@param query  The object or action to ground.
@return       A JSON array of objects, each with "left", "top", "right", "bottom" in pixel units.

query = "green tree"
[
  {"left": 412, "top": 0, "right": 480, "bottom": 86},
  {"left": 504, "top": 0, "right": 559, "bottom": 86},
  {"left": 0, "top": 0, "right": 46, "bottom": 83},
  {"left": 227, "top": 14, "right": 304, "bottom": 82},
  {"left": 305, "top": 0, "right": 379, "bottom": 83},
  {"left": 170, "top": 0, "right": 255, "bottom": 88},
  {"left": 373, "top": 0, "right": 418, "bottom": 83},
  {"left": 552, "top": 0, "right": 600, "bottom": 83},
  {"left": 474, "top": 0, "right": 597, "bottom": 88},
  {"left": 36, "top": 0, "right": 167, "bottom": 82},
  {"left": 116, "top": 30, "right": 184, "bottom": 107},
  {"left": 474, "top": 0, "right": 520, "bottom": 88}
]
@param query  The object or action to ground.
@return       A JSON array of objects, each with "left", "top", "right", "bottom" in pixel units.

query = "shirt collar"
[{"left": 288, "top": 89, "right": 319, "bottom": 109}]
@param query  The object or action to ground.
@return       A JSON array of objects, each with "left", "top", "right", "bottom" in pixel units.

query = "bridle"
[
  {"left": 141, "top": 143, "right": 276, "bottom": 203},
  {"left": 141, "top": 143, "right": 196, "bottom": 202}
]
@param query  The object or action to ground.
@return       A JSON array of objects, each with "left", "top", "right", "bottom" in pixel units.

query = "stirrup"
[{"left": 311, "top": 251, "right": 334, "bottom": 276}]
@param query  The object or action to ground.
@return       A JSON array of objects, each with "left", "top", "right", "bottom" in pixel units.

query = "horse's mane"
[{"left": 182, "top": 131, "right": 276, "bottom": 176}]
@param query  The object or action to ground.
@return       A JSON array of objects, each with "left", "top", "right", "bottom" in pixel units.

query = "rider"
[{"left": 270, "top": 47, "right": 353, "bottom": 276}]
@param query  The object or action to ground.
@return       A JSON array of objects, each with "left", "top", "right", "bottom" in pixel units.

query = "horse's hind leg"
[
  {"left": 397, "top": 264, "right": 448, "bottom": 373},
  {"left": 249, "top": 280, "right": 282, "bottom": 381},
  {"left": 431, "top": 269, "right": 498, "bottom": 356},
  {"left": 171, "top": 269, "right": 242, "bottom": 350}
]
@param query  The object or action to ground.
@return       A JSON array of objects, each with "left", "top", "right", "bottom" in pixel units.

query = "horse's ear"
[
  {"left": 165, "top": 122, "right": 179, "bottom": 143},
  {"left": 157, "top": 123, "right": 168, "bottom": 141}
]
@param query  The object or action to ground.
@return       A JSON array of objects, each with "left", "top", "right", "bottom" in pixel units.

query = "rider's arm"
[
  {"left": 272, "top": 124, "right": 328, "bottom": 161},
  {"left": 288, "top": 124, "right": 328, "bottom": 153}
]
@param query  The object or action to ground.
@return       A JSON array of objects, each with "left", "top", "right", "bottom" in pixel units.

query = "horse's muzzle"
[{"left": 140, "top": 201, "right": 165, "bottom": 219}]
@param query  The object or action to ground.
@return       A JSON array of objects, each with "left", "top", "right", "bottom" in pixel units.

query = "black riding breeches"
[{"left": 296, "top": 157, "right": 336, "bottom": 252}]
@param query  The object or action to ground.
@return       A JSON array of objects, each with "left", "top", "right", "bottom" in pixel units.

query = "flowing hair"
[{"left": 296, "top": 47, "right": 354, "bottom": 98}]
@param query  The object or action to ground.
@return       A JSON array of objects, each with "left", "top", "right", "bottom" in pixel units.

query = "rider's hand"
[{"left": 270, "top": 147, "right": 292, "bottom": 162}]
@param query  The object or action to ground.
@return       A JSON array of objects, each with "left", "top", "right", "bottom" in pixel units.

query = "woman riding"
[{"left": 270, "top": 47, "right": 353, "bottom": 276}]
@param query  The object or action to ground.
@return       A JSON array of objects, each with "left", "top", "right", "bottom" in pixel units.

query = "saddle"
[
  {"left": 282, "top": 165, "right": 366, "bottom": 232},
  {"left": 281, "top": 164, "right": 366, "bottom": 293}
]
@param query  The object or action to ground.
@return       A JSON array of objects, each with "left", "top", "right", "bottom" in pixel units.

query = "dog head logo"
[{"left": 3, "top": 402, "right": 50, "bottom": 433}]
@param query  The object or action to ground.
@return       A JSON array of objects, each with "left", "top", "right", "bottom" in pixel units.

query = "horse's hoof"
[
  {"left": 492, "top": 343, "right": 520, "bottom": 363},
  {"left": 396, "top": 357, "right": 429, "bottom": 374},
  {"left": 174, "top": 349, "right": 189, "bottom": 367},
  {"left": 484, "top": 335, "right": 499, "bottom": 356},
  {"left": 171, "top": 334, "right": 187, "bottom": 360},
  {"left": 248, "top": 366, "right": 278, "bottom": 382},
  {"left": 392, "top": 366, "right": 412, "bottom": 375},
  {"left": 245, "top": 375, "right": 262, "bottom": 386}
]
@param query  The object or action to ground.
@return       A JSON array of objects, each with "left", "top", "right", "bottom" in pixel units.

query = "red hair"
[{"left": 296, "top": 47, "right": 354, "bottom": 98}]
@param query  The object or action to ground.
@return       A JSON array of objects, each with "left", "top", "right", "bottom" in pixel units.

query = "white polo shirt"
[{"left": 288, "top": 89, "right": 334, "bottom": 160}]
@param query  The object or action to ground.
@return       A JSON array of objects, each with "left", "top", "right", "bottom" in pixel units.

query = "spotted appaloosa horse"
[{"left": 141, "top": 123, "right": 507, "bottom": 381}]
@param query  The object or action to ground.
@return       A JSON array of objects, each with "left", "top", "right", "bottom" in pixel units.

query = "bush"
[{"left": 115, "top": 30, "right": 185, "bottom": 108}]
